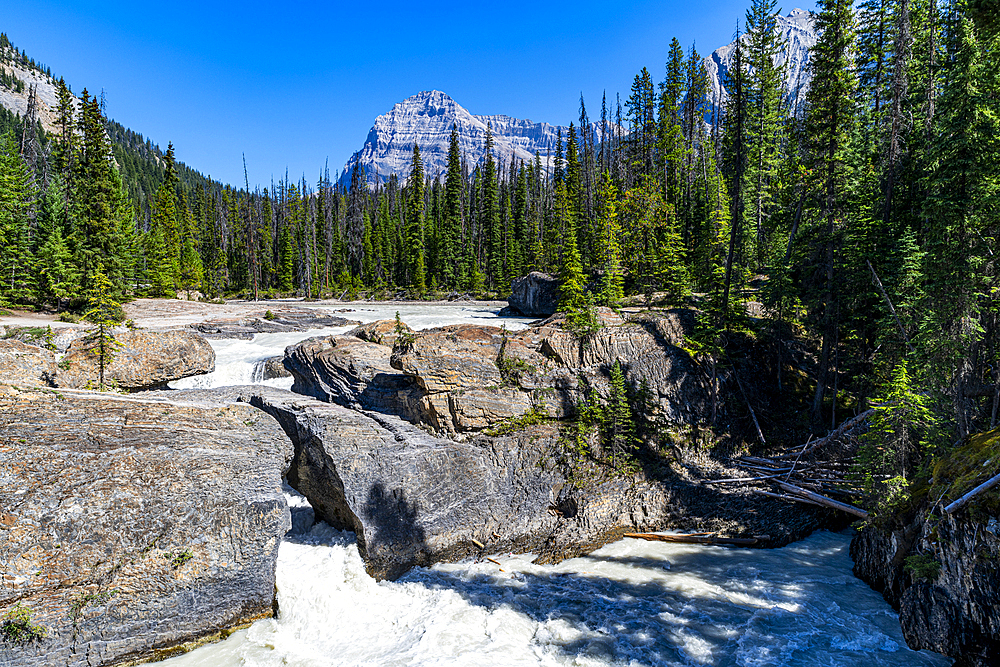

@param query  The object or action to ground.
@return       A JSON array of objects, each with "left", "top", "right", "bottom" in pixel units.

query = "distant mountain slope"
[
  {"left": 704, "top": 8, "right": 817, "bottom": 113},
  {"left": 0, "top": 31, "right": 222, "bottom": 209},
  {"left": 340, "top": 90, "right": 607, "bottom": 186},
  {"left": 0, "top": 33, "right": 74, "bottom": 134}
]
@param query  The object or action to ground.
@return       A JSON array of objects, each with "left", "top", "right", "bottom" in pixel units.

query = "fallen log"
[
  {"left": 775, "top": 481, "right": 869, "bottom": 519},
  {"left": 702, "top": 473, "right": 788, "bottom": 485},
  {"left": 624, "top": 533, "right": 761, "bottom": 546},
  {"left": 944, "top": 471, "right": 1000, "bottom": 514},
  {"left": 773, "top": 410, "right": 874, "bottom": 460},
  {"left": 751, "top": 489, "right": 825, "bottom": 507}
]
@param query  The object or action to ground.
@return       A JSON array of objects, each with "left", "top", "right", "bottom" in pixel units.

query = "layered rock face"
[
  {"left": 851, "top": 427, "right": 1000, "bottom": 665},
  {"left": 0, "top": 387, "right": 292, "bottom": 667},
  {"left": 186, "top": 385, "right": 827, "bottom": 582},
  {"left": 55, "top": 330, "right": 215, "bottom": 390},
  {"left": 0, "top": 339, "right": 58, "bottom": 387},
  {"left": 339, "top": 90, "right": 608, "bottom": 187},
  {"left": 852, "top": 516, "right": 1000, "bottom": 665},
  {"left": 274, "top": 313, "right": 829, "bottom": 579}
]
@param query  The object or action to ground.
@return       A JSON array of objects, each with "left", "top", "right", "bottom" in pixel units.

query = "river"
[{"left": 164, "top": 304, "right": 951, "bottom": 667}]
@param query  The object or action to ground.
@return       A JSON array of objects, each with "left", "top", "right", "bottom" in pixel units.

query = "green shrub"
[
  {"left": 263, "top": 310, "right": 276, "bottom": 321},
  {"left": 57, "top": 312, "right": 81, "bottom": 323},
  {"left": 164, "top": 549, "right": 193, "bottom": 569},
  {"left": 483, "top": 407, "right": 550, "bottom": 437},
  {"left": 904, "top": 554, "right": 941, "bottom": 581},
  {"left": 1, "top": 603, "right": 47, "bottom": 644}
]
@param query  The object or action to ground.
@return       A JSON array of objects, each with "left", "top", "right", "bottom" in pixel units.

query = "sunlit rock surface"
[
  {"left": 55, "top": 330, "right": 216, "bottom": 390},
  {"left": 0, "top": 387, "right": 292, "bottom": 667},
  {"left": 0, "top": 339, "right": 57, "bottom": 387}
]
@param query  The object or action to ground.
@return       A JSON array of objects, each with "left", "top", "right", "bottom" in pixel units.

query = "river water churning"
[{"left": 163, "top": 304, "right": 951, "bottom": 667}]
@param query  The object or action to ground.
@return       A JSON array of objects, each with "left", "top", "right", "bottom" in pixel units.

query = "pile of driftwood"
[{"left": 704, "top": 409, "right": 875, "bottom": 521}]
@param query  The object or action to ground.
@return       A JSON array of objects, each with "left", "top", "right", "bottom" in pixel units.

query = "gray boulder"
[
  {"left": 228, "top": 386, "right": 828, "bottom": 581},
  {"left": 507, "top": 271, "right": 559, "bottom": 317},
  {"left": 0, "top": 387, "right": 292, "bottom": 667},
  {"left": 55, "top": 330, "right": 215, "bottom": 390}
]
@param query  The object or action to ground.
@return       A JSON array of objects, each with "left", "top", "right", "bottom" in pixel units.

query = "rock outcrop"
[
  {"left": 0, "top": 386, "right": 293, "bottom": 667},
  {"left": 851, "top": 427, "right": 1000, "bottom": 666},
  {"left": 0, "top": 340, "right": 57, "bottom": 387},
  {"left": 286, "top": 310, "right": 705, "bottom": 437},
  {"left": 253, "top": 355, "right": 292, "bottom": 381},
  {"left": 190, "top": 310, "right": 357, "bottom": 340},
  {"left": 270, "top": 311, "right": 831, "bottom": 580},
  {"left": 55, "top": 330, "right": 215, "bottom": 390},
  {"left": 507, "top": 272, "right": 559, "bottom": 317},
  {"left": 173, "top": 386, "right": 830, "bottom": 582}
]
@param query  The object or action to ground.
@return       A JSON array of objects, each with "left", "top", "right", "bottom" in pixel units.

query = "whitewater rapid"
[{"left": 162, "top": 304, "right": 952, "bottom": 667}]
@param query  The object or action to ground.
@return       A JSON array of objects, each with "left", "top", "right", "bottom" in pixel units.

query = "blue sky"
[{"left": 3, "top": 0, "right": 815, "bottom": 188}]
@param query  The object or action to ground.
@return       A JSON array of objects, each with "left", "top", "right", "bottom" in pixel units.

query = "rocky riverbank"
[
  {"left": 274, "top": 312, "right": 837, "bottom": 579},
  {"left": 2, "top": 301, "right": 939, "bottom": 665},
  {"left": 851, "top": 427, "right": 1000, "bottom": 666}
]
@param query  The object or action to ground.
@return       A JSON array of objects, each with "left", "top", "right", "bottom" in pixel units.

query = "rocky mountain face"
[
  {"left": 704, "top": 8, "right": 817, "bottom": 113},
  {"left": 342, "top": 11, "right": 815, "bottom": 186},
  {"left": 0, "top": 42, "right": 73, "bottom": 134},
  {"left": 339, "top": 90, "right": 607, "bottom": 187}
]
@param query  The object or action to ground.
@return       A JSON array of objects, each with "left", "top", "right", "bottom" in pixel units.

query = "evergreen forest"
[{"left": 1, "top": 0, "right": 999, "bottom": 505}]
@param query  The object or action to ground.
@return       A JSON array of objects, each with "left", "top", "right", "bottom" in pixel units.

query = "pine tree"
[
  {"left": 0, "top": 130, "right": 35, "bottom": 305},
  {"left": 803, "top": 0, "right": 859, "bottom": 427},
  {"left": 557, "top": 182, "right": 594, "bottom": 334},
  {"left": 405, "top": 143, "right": 426, "bottom": 291},
  {"left": 441, "top": 125, "right": 463, "bottom": 288},
  {"left": 744, "top": 0, "right": 788, "bottom": 270},
  {"left": 483, "top": 124, "right": 502, "bottom": 289},
  {"left": 661, "top": 38, "right": 688, "bottom": 210},
  {"left": 918, "top": 8, "right": 999, "bottom": 439},
  {"left": 74, "top": 91, "right": 134, "bottom": 297},
  {"left": 34, "top": 176, "right": 78, "bottom": 305},
  {"left": 606, "top": 360, "right": 637, "bottom": 469},
  {"left": 83, "top": 266, "right": 123, "bottom": 391},
  {"left": 595, "top": 172, "right": 623, "bottom": 307},
  {"left": 278, "top": 223, "right": 294, "bottom": 293}
]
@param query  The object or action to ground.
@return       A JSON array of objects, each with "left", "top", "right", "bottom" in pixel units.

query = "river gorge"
[{"left": 151, "top": 304, "right": 950, "bottom": 667}]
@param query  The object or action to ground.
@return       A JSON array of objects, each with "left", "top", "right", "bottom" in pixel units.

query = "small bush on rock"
[
  {"left": 1, "top": 603, "right": 47, "bottom": 644},
  {"left": 904, "top": 553, "right": 941, "bottom": 581}
]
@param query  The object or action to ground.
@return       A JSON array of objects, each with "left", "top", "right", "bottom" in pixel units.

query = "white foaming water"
[
  {"left": 163, "top": 492, "right": 951, "bottom": 667},
  {"left": 162, "top": 304, "right": 952, "bottom": 666},
  {"left": 170, "top": 304, "right": 534, "bottom": 390}
]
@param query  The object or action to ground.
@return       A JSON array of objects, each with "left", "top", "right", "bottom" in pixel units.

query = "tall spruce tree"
[
  {"left": 405, "top": 143, "right": 426, "bottom": 291},
  {"left": 803, "top": 0, "right": 859, "bottom": 427}
]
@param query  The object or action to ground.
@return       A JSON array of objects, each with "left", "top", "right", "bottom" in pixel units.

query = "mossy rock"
[{"left": 932, "top": 426, "right": 1000, "bottom": 516}]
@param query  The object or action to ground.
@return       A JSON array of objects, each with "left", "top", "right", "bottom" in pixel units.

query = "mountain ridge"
[
  {"left": 339, "top": 90, "right": 608, "bottom": 187},
  {"left": 342, "top": 10, "right": 816, "bottom": 185}
]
